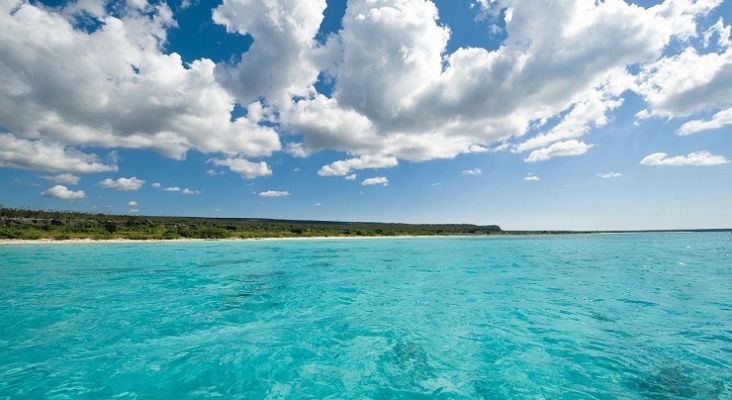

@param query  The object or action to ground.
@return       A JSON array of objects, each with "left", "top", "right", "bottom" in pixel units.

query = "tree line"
[{"left": 0, "top": 206, "right": 503, "bottom": 240}]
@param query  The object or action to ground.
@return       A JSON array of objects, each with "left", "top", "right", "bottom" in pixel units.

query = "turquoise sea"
[{"left": 0, "top": 234, "right": 730, "bottom": 399}]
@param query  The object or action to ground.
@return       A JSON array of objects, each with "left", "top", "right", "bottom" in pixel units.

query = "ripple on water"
[{"left": 0, "top": 234, "right": 730, "bottom": 399}]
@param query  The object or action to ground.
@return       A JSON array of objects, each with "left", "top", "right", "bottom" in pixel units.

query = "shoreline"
[
  {"left": 0, "top": 236, "right": 456, "bottom": 245},
  {"left": 3, "top": 230, "right": 725, "bottom": 245}
]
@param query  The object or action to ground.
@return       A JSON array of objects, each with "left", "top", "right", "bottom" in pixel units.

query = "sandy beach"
[{"left": 0, "top": 236, "right": 433, "bottom": 245}]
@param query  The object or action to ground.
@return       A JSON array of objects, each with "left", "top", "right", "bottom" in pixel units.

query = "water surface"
[{"left": 1, "top": 234, "right": 730, "bottom": 399}]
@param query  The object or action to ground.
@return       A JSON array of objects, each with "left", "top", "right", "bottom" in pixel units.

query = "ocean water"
[{"left": 0, "top": 234, "right": 730, "bottom": 399}]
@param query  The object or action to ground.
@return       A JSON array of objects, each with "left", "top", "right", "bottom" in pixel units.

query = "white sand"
[{"left": 0, "top": 235, "right": 432, "bottom": 245}]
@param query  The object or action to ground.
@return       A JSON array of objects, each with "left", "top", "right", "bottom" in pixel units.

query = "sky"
[{"left": 1, "top": 0, "right": 731, "bottom": 230}]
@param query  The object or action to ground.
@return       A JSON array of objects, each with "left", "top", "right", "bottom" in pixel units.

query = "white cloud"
[
  {"left": 514, "top": 84, "right": 625, "bottom": 153},
  {"left": 524, "top": 174, "right": 540, "bottom": 181},
  {"left": 597, "top": 172, "right": 622, "bottom": 178},
  {"left": 703, "top": 18, "right": 731, "bottom": 49},
  {"left": 640, "top": 151, "right": 729, "bottom": 166},
  {"left": 314, "top": 203, "right": 321, "bottom": 206},
  {"left": 462, "top": 168, "right": 482, "bottom": 175},
  {"left": 42, "top": 173, "right": 80, "bottom": 185},
  {"left": 158, "top": 185, "right": 200, "bottom": 195},
  {"left": 319, "top": 155, "right": 398, "bottom": 176},
  {"left": 345, "top": 174, "right": 357, "bottom": 180},
  {"left": 2, "top": 0, "right": 729, "bottom": 175},
  {"left": 40, "top": 185, "right": 86, "bottom": 199},
  {"left": 152, "top": 182, "right": 161, "bottom": 188},
  {"left": 212, "top": 0, "right": 331, "bottom": 109},
  {"left": 635, "top": 45, "right": 732, "bottom": 119},
  {"left": 524, "top": 140, "right": 594, "bottom": 162},
  {"left": 362, "top": 177, "right": 389, "bottom": 186},
  {"left": 278, "top": 0, "right": 720, "bottom": 164},
  {"left": 128, "top": 209, "right": 139, "bottom": 213},
  {"left": 127, "top": 201, "right": 139, "bottom": 206},
  {"left": 99, "top": 177, "right": 145, "bottom": 191},
  {"left": 0, "top": 134, "right": 118, "bottom": 173},
  {"left": 210, "top": 157, "right": 272, "bottom": 179},
  {"left": 258, "top": 190, "right": 290, "bottom": 197},
  {"left": 0, "top": 1, "right": 280, "bottom": 172},
  {"left": 678, "top": 107, "right": 732, "bottom": 135}
]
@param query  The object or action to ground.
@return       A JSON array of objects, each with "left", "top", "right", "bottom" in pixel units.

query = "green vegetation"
[{"left": 0, "top": 206, "right": 502, "bottom": 241}]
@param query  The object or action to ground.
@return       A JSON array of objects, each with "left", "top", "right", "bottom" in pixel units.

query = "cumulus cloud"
[
  {"left": 210, "top": 157, "right": 272, "bottom": 179},
  {"left": 635, "top": 45, "right": 732, "bottom": 120},
  {"left": 2, "top": 0, "right": 729, "bottom": 176},
  {"left": 704, "top": 17, "right": 732, "bottom": 48},
  {"left": 40, "top": 185, "right": 86, "bottom": 199},
  {"left": 277, "top": 0, "right": 723, "bottom": 165},
  {"left": 524, "top": 174, "right": 540, "bottom": 181},
  {"left": 678, "top": 108, "right": 732, "bottom": 135},
  {"left": 159, "top": 185, "right": 200, "bottom": 194},
  {"left": 318, "top": 155, "right": 398, "bottom": 177},
  {"left": 597, "top": 172, "right": 622, "bottom": 178},
  {"left": 462, "top": 168, "right": 482, "bottom": 175},
  {"left": 127, "top": 201, "right": 139, "bottom": 206},
  {"left": 640, "top": 151, "right": 729, "bottom": 166},
  {"left": 212, "top": 0, "right": 332, "bottom": 109},
  {"left": 152, "top": 182, "right": 161, "bottom": 188},
  {"left": 0, "top": 134, "right": 118, "bottom": 173},
  {"left": 42, "top": 173, "right": 80, "bottom": 185},
  {"left": 514, "top": 85, "right": 625, "bottom": 154},
  {"left": 345, "top": 174, "right": 357, "bottom": 180},
  {"left": 362, "top": 177, "right": 389, "bottom": 186},
  {"left": 99, "top": 177, "right": 145, "bottom": 191},
  {"left": 524, "top": 140, "right": 594, "bottom": 162},
  {"left": 0, "top": 0, "right": 280, "bottom": 172},
  {"left": 258, "top": 190, "right": 290, "bottom": 197}
]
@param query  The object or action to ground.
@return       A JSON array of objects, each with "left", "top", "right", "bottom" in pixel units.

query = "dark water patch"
[
  {"left": 239, "top": 270, "right": 286, "bottom": 283},
  {"left": 589, "top": 310, "right": 616, "bottom": 322},
  {"left": 707, "top": 333, "right": 732, "bottom": 344},
  {"left": 304, "top": 261, "right": 333, "bottom": 268},
  {"left": 708, "top": 302, "right": 732, "bottom": 312},
  {"left": 616, "top": 298, "right": 659, "bottom": 307},
  {"left": 631, "top": 364, "right": 727, "bottom": 400},
  {"left": 473, "top": 379, "right": 495, "bottom": 399},
  {"left": 220, "top": 293, "right": 284, "bottom": 313},
  {"left": 220, "top": 271, "right": 289, "bottom": 313},
  {"left": 94, "top": 267, "right": 141, "bottom": 274},
  {"left": 153, "top": 268, "right": 176, "bottom": 273},
  {"left": 378, "top": 339, "right": 436, "bottom": 392},
  {"left": 197, "top": 258, "right": 254, "bottom": 268},
  {"left": 599, "top": 327, "right": 637, "bottom": 339}
]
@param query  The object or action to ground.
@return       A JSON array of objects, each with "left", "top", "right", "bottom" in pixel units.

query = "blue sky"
[{"left": 1, "top": 0, "right": 731, "bottom": 230}]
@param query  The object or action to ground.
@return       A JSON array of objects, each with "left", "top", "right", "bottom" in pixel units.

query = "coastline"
[
  {"left": 0, "top": 236, "right": 445, "bottom": 246},
  {"left": 2, "top": 230, "right": 726, "bottom": 245}
]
